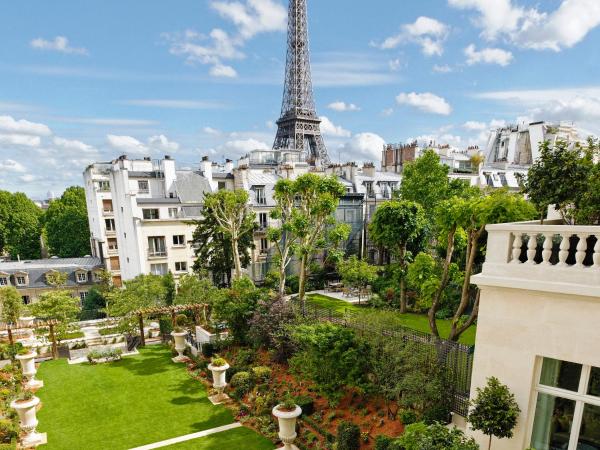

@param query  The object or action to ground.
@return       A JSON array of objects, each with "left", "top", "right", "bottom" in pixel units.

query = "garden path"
[{"left": 129, "top": 423, "right": 242, "bottom": 450}]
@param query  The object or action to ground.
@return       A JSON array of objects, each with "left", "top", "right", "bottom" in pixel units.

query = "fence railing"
[{"left": 296, "top": 302, "right": 475, "bottom": 417}]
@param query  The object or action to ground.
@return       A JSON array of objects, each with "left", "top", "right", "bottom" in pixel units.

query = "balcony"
[
  {"left": 147, "top": 249, "right": 168, "bottom": 259},
  {"left": 473, "top": 220, "right": 600, "bottom": 298},
  {"left": 103, "top": 209, "right": 114, "bottom": 217}
]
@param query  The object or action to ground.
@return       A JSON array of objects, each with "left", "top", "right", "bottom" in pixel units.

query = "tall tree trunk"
[
  {"left": 488, "top": 435, "right": 492, "bottom": 450},
  {"left": 298, "top": 253, "right": 309, "bottom": 314},
  {"left": 232, "top": 238, "right": 242, "bottom": 280},
  {"left": 278, "top": 264, "right": 287, "bottom": 298},
  {"left": 399, "top": 244, "right": 407, "bottom": 313},
  {"left": 428, "top": 227, "right": 456, "bottom": 337}
]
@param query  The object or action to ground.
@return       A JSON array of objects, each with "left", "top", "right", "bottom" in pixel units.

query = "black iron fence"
[{"left": 297, "top": 302, "right": 475, "bottom": 417}]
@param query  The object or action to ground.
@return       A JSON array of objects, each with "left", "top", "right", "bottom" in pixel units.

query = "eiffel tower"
[{"left": 273, "top": 0, "right": 329, "bottom": 167}]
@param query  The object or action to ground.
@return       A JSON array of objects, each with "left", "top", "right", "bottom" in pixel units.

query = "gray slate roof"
[
  {"left": 175, "top": 170, "right": 213, "bottom": 204},
  {"left": 0, "top": 257, "right": 103, "bottom": 289}
]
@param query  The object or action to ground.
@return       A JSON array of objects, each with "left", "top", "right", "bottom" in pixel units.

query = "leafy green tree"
[
  {"left": 397, "top": 150, "right": 451, "bottom": 219},
  {"left": 397, "top": 422, "right": 479, "bottom": 450},
  {"left": 0, "top": 191, "right": 42, "bottom": 259},
  {"left": 163, "top": 271, "right": 176, "bottom": 306},
  {"left": 337, "top": 255, "right": 378, "bottom": 303},
  {"left": 174, "top": 274, "right": 217, "bottom": 323},
  {"left": 521, "top": 140, "right": 594, "bottom": 224},
  {"left": 369, "top": 200, "right": 426, "bottom": 313},
  {"left": 279, "top": 174, "right": 349, "bottom": 310},
  {"left": 30, "top": 290, "right": 80, "bottom": 340},
  {"left": 212, "top": 277, "right": 267, "bottom": 344},
  {"left": 469, "top": 377, "right": 520, "bottom": 450},
  {"left": 290, "top": 322, "right": 369, "bottom": 404},
  {"left": 201, "top": 190, "right": 256, "bottom": 280},
  {"left": 577, "top": 162, "right": 600, "bottom": 224},
  {"left": 82, "top": 288, "right": 106, "bottom": 311},
  {"left": 45, "top": 271, "right": 68, "bottom": 288},
  {"left": 106, "top": 274, "right": 168, "bottom": 317},
  {"left": 0, "top": 287, "right": 24, "bottom": 325},
  {"left": 43, "top": 186, "right": 91, "bottom": 257},
  {"left": 193, "top": 192, "right": 255, "bottom": 286}
]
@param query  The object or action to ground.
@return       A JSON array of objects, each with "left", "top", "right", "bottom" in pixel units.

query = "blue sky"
[{"left": 1, "top": 0, "right": 600, "bottom": 198}]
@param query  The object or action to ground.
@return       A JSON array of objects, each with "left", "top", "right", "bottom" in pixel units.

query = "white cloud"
[
  {"left": 19, "top": 174, "right": 37, "bottom": 183},
  {"left": 0, "top": 134, "right": 41, "bottom": 147},
  {"left": 319, "top": 116, "right": 351, "bottom": 137},
  {"left": 396, "top": 92, "right": 452, "bottom": 115},
  {"left": 432, "top": 64, "right": 453, "bottom": 73},
  {"left": 464, "top": 44, "right": 513, "bottom": 66},
  {"left": 55, "top": 117, "right": 157, "bottom": 127},
  {"left": 376, "top": 16, "right": 449, "bottom": 56},
  {"left": 327, "top": 101, "right": 361, "bottom": 112},
  {"left": 148, "top": 135, "right": 180, "bottom": 152},
  {"left": 381, "top": 108, "right": 394, "bottom": 117},
  {"left": 53, "top": 136, "right": 96, "bottom": 153},
  {"left": 218, "top": 138, "right": 269, "bottom": 158},
  {"left": 106, "top": 135, "right": 149, "bottom": 155},
  {"left": 463, "top": 121, "right": 488, "bottom": 131},
  {"left": 30, "top": 36, "right": 88, "bottom": 55},
  {"left": 203, "top": 126, "right": 221, "bottom": 135},
  {"left": 338, "top": 133, "right": 386, "bottom": 163},
  {"left": 448, "top": 0, "right": 600, "bottom": 51},
  {"left": 210, "top": 0, "right": 287, "bottom": 39},
  {"left": 265, "top": 121, "right": 275, "bottom": 130},
  {"left": 312, "top": 54, "right": 400, "bottom": 87},
  {"left": 0, "top": 159, "right": 26, "bottom": 173},
  {"left": 0, "top": 115, "right": 51, "bottom": 136},
  {"left": 209, "top": 64, "right": 238, "bottom": 78},
  {"left": 388, "top": 59, "right": 402, "bottom": 71},
  {"left": 120, "top": 99, "right": 224, "bottom": 109}
]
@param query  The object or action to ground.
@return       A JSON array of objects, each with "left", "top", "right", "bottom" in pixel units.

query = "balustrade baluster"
[
  {"left": 558, "top": 234, "right": 571, "bottom": 266},
  {"left": 575, "top": 234, "right": 588, "bottom": 267},
  {"left": 511, "top": 233, "right": 522, "bottom": 264},
  {"left": 542, "top": 233, "right": 554, "bottom": 265},
  {"left": 527, "top": 234, "right": 538, "bottom": 264},
  {"left": 594, "top": 237, "right": 600, "bottom": 269}
]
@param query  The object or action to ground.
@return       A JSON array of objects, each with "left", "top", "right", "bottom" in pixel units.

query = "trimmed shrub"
[
  {"left": 375, "top": 435, "right": 393, "bottom": 450},
  {"left": 230, "top": 371, "right": 253, "bottom": 397},
  {"left": 399, "top": 409, "right": 418, "bottom": 425},
  {"left": 422, "top": 403, "right": 451, "bottom": 425},
  {"left": 235, "top": 348, "right": 255, "bottom": 366},
  {"left": 337, "top": 421, "right": 360, "bottom": 450},
  {"left": 252, "top": 366, "right": 272, "bottom": 383},
  {"left": 295, "top": 395, "right": 315, "bottom": 416}
]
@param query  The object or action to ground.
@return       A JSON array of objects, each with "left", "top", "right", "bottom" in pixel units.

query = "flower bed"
[{"left": 87, "top": 348, "right": 123, "bottom": 364}]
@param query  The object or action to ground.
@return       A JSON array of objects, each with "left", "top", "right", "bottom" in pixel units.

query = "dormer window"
[
  {"left": 76, "top": 272, "right": 88, "bottom": 283},
  {"left": 0, "top": 276, "right": 8, "bottom": 287},
  {"left": 15, "top": 276, "right": 27, "bottom": 286},
  {"left": 255, "top": 186, "right": 266, "bottom": 205}
]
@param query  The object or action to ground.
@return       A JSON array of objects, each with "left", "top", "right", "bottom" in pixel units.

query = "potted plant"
[
  {"left": 15, "top": 348, "right": 42, "bottom": 390},
  {"left": 272, "top": 393, "right": 302, "bottom": 450},
  {"left": 171, "top": 314, "right": 189, "bottom": 363},
  {"left": 10, "top": 390, "right": 46, "bottom": 446},
  {"left": 207, "top": 356, "right": 230, "bottom": 404}
]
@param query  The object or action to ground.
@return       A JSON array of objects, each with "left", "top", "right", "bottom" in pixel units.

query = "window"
[
  {"left": 150, "top": 263, "right": 168, "bottom": 276},
  {"left": 138, "top": 180, "right": 149, "bottom": 193},
  {"left": 0, "top": 277, "right": 8, "bottom": 286},
  {"left": 97, "top": 180, "right": 110, "bottom": 191},
  {"left": 143, "top": 209, "right": 160, "bottom": 220},
  {"left": 364, "top": 181, "right": 374, "bottom": 197},
  {"left": 218, "top": 181, "right": 226, "bottom": 191},
  {"left": 530, "top": 358, "right": 600, "bottom": 450},
  {"left": 77, "top": 272, "right": 88, "bottom": 283},
  {"left": 148, "top": 237, "right": 167, "bottom": 257},
  {"left": 255, "top": 186, "right": 266, "bottom": 205},
  {"left": 173, "top": 235, "right": 185, "bottom": 246},
  {"left": 79, "top": 291, "right": 88, "bottom": 302},
  {"left": 168, "top": 208, "right": 179, "bottom": 218},
  {"left": 105, "top": 218, "right": 116, "bottom": 231},
  {"left": 21, "top": 295, "right": 30, "bottom": 305},
  {"left": 102, "top": 199, "right": 113, "bottom": 213},
  {"left": 175, "top": 261, "right": 187, "bottom": 272},
  {"left": 15, "top": 276, "right": 26, "bottom": 286},
  {"left": 107, "top": 238, "right": 118, "bottom": 250},
  {"left": 259, "top": 213, "right": 268, "bottom": 229},
  {"left": 260, "top": 238, "right": 268, "bottom": 253}
]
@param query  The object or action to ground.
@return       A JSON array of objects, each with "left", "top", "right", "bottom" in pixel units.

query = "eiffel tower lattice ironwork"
[{"left": 273, "top": 0, "right": 329, "bottom": 166}]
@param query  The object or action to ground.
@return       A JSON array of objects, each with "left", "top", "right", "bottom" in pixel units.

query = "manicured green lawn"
[
  {"left": 36, "top": 346, "right": 272, "bottom": 450},
  {"left": 306, "top": 293, "right": 476, "bottom": 345},
  {"left": 164, "top": 427, "right": 274, "bottom": 449}
]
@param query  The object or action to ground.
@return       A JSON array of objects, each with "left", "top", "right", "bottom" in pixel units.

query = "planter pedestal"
[
  {"left": 11, "top": 396, "right": 47, "bottom": 447},
  {"left": 272, "top": 405, "right": 302, "bottom": 450},
  {"left": 16, "top": 352, "right": 43, "bottom": 390},
  {"left": 207, "top": 363, "right": 229, "bottom": 405},
  {"left": 171, "top": 331, "right": 188, "bottom": 363}
]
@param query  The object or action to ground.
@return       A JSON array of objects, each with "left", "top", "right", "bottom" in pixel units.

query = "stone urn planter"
[
  {"left": 10, "top": 396, "right": 47, "bottom": 447},
  {"left": 171, "top": 331, "right": 188, "bottom": 363},
  {"left": 272, "top": 404, "right": 302, "bottom": 450},
  {"left": 207, "top": 360, "right": 229, "bottom": 405},
  {"left": 16, "top": 351, "right": 43, "bottom": 389},
  {"left": 18, "top": 316, "right": 35, "bottom": 328}
]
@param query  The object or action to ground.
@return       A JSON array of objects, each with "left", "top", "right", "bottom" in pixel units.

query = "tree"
[
  {"left": 30, "top": 291, "right": 80, "bottom": 340},
  {"left": 174, "top": 274, "right": 217, "bottom": 323},
  {"left": 369, "top": 200, "right": 426, "bottom": 313},
  {"left": 106, "top": 274, "right": 168, "bottom": 317},
  {"left": 0, "top": 191, "right": 42, "bottom": 260},
  {"left": 397, "top": 422, "right": 479, "bottom": 450},
  {"left": 248, "top": 296, "right": 296, "bottom": 362},
  {"left": 193, "top": 191, "right": 255, "bottom": 285},
  {"left": 469, "top": 377, "right": 520, "bottom": 450},
  {"left": 280, "top": 174, "right": 349, "bottom": 311},
  {"left": 267, "top": 179, "right": 298, "bottom": 297},
  {"left": 43, "top": 186, "right": 91, "bottom": 257},
  {"left": 398, "top": 150, "right": 451, "bottom": 219},
  {"left": 337, "top": 255, "right": 378, "bottom": 303},
  {"left": 45, "top": 271, "right": 68, "bottom": 288},
  {"left": 0, "top": 287, "right": 23, "bottom": 325},
  {"left": 163, "top": 271, "right": 176, "bottom": 306},
  {"left": 201, "top": 190, "right": 256, "bottom": 280},
  {"left": 521, "top": 140, "right": 594, "bottom": 224}
]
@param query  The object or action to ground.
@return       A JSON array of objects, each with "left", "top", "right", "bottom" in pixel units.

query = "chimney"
[
  {"left": 162, "top": 156, "right": 177, "bottom": 195},
  {"left": 224, "top": 159, "right": 233, "bottom": 173},
  {"left": 362, "top": 162, "right": 376, "bottom": 178},
  {"left": 201, "top": 156, "right": 212, "bottom": 181}
]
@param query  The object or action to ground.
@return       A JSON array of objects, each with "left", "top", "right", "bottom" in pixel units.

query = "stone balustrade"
[{"left": 475, "top": 220, "right": 600, "bottom": 298}]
